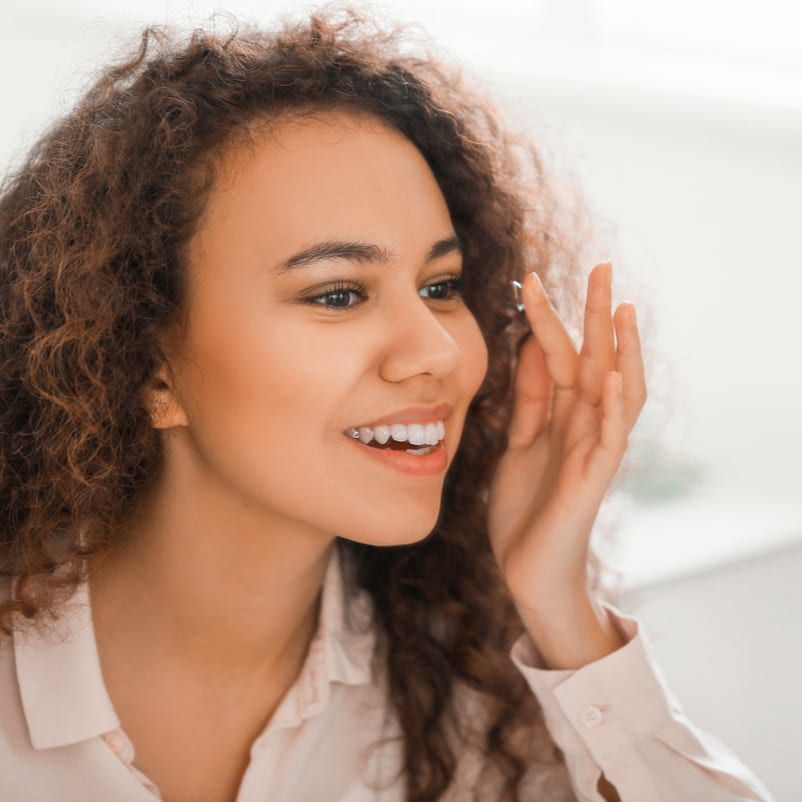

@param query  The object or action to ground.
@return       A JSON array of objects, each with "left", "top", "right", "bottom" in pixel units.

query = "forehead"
[{"left": 196, "top": 109, "right": 454, "bottom": 262}]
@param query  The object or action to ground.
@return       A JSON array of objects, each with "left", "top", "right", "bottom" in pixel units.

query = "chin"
[{"left": 339, "top": 526, "right": 437, "bottom": 549}]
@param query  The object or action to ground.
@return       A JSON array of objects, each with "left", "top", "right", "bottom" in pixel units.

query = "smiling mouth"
[{"left": 341, "top": 428, "right": 449, "bottom": 475}]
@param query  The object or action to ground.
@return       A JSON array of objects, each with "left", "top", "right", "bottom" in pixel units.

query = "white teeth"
[
  {"left": 408, "top": 425, "right": 426, "bottom": 446},
  {"left": 373, "top": 425, "right": 391, "bottom": 445},
  {"left": 346, "top": 419, "right": 445, "bottom": 446},
  {"left": 426, "top": 422, "right": 441, "bottom": 445},
  {"left": 389, "top": 423, "right": 409, "bottom": 443},
  {"left": 402, "top": 423, "right": 440, "bottom": 446},
  {"left": 405, "top": 445, "right": 434, "bottom": 456}
]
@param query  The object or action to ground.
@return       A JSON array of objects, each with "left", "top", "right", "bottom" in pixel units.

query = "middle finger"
[{"left": 577, "top": 261, "right": 616, "bottom": 407}]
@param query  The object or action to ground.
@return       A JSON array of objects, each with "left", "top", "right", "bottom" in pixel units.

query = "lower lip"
[{"left": 343, "top": 434, "right": 448, "bottom": 476}]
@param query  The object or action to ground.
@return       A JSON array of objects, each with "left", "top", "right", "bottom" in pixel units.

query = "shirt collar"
[{"left": 13, "top": 542, "right": 377, "bottom": 750}]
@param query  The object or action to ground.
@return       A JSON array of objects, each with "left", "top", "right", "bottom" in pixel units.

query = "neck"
[{"left": 87, "top": 458, "right": 335, "bottom": 685}]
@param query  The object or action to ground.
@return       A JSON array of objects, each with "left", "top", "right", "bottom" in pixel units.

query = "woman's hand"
[{"left": 487, "top": 261, "right": 647, "bottom": 626}]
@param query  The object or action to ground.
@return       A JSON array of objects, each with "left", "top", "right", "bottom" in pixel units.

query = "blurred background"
[{"left": 3, "top": 1, "right": 800, "bottom": 798}]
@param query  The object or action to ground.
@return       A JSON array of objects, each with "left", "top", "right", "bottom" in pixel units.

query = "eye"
[
  {"left": 304, "top": 275, "right": 465, "bottom": 311},
  {"left": 305, "top": 280, "right": 367, "bottom": 310},
  {"left": 421, "top": 275, "right": 465, "bottom": 303}
]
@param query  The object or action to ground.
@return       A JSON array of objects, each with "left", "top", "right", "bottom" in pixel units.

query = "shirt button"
[
  {"left": 103, "top": 730, "right": 132, "bottom": 761},
  {"left": 579, "top": 705, "right": 606, "bottom": 728},
  {"left": 104, "top": 731, "right": 121, "bottom": 750}
]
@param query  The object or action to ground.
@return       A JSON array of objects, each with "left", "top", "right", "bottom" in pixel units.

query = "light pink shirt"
[{"left": 0, "top": 546, "right": 776, "bottom": 802}]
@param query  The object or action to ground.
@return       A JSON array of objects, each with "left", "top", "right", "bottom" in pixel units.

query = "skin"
[{"left": 87, "top": 108, "right": 488, "bottom": 802}]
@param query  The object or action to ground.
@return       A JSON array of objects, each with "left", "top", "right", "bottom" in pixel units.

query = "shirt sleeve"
[{"left": 509, "top": 600, "right": 778, "bottom": 802}]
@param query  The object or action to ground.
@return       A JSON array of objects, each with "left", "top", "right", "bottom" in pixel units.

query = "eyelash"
[{"left": 304, "top": 275, "right": 466, "bottom": 311}]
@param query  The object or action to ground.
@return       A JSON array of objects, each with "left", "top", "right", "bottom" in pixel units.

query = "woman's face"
[{"left": 159, "top": 108, "right": 488, "bottom": 545}]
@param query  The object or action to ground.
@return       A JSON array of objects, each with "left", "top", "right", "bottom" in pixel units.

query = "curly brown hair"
[{"left": 0, "top": 4, "right": 652, "bottom": 800}]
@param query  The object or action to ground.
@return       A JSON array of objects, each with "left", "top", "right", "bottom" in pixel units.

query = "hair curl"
[{"left": 0, "top": 5, "right": 656, "bottom": 800}]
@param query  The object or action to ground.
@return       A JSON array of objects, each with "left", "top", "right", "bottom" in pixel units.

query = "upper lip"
[{"left": 346, "top": 402, "right": 454, "bottom": 431}]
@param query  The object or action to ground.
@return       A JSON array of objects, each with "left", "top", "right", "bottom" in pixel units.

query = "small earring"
[{"left": 510, "top": 280, "right": 525, "bottom": 313}]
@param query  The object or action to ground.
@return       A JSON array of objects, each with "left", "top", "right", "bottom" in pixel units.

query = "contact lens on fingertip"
[{"left": 510, "top": 279, "right": 525, "bottom": 313}]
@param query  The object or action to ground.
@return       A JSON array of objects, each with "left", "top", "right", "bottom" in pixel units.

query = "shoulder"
[
  {"left": 0, "top": 578, "right": 39, "bottom": 795},
  {"left": 0, "top": 575, "right": 133, "bottom": 801}
]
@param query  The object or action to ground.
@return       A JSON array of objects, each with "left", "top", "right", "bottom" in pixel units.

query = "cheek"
[
  {"left": 178, "top": 323, "right": 346, "bottom": 481},
  {"left": 184, "top": 328, "right": 372, "bottom": 534},
  {"left": 459, "top": 316, "right": 490, "bottom": 394}
]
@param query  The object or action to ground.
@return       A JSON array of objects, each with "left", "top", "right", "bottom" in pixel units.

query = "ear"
[{"left": 144, "top": 361, "right": 190, "bottom": 429}]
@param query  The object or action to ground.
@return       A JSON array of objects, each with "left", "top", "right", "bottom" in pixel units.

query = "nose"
[{"left": 379, "top": 292, "right": 459, "bottom": 379}]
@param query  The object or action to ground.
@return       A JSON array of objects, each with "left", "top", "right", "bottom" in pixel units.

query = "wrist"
[{"left": 514, "top": 590, "right": 626, "bottom": 671}]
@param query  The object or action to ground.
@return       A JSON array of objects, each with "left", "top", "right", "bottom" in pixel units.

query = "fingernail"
[{"left": 529, "top": 271, "right": 543, "bottom": 292}]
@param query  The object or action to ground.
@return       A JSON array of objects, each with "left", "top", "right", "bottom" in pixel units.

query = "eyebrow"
[{"left": 272, "top": 233, "right": 462, "bottom": 276}]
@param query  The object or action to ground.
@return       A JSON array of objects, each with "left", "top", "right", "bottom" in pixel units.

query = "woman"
[{"left": 0, "top": 5, "right": 776, "bottom": 802}]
